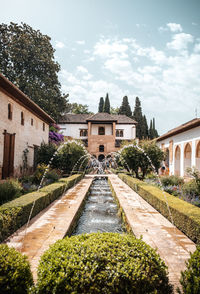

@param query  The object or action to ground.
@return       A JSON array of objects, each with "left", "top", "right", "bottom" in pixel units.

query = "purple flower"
[{"left": 49, "top": 131, "right": 64, "bottom": 144}]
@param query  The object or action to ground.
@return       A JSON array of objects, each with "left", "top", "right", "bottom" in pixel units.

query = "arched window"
[
  {"left": 99, "top": 145, "right": 104, "bottom": 152},
  {"left": 98, "top": 126, "right": 105, "bottom": 135},
  {"left": 116, "top": 130, "right": 120, "bottom": 137},
  {"left": 184, "top": 143, "right": 191, "bottom": 175},
  {"left": 120, "top": 130, "right": 123, "bottom": 137},
  {"left": 196, "top": 141, "right": 200, "bottom": 171},
  {"left": 21, "top": 112, "right": 24, "bottom": 125},
  {"left": 8, "top": 103, "right": 12, "bottom": 120},
  {"left": 174, "top": 146, "right": 181, "bottom": 176}
]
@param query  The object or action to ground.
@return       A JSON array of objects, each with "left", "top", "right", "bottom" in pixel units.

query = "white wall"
[
  {"left": 91, "top": 124, "right": 112, "bottom": 135},
  {"left": 116, "top": 124, "right": 136, "bottom": 140},
  {"left": 59, "top": 123, "right": 88, "bottom": 139},
  {"left": 158, "top": 126, "right": 200, "bottom": 176}
]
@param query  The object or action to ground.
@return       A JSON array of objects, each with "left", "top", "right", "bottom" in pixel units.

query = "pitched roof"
[
  {"left": 157, "top": 118, "right": 200, "bottom": 141},
  {"left": 59, "top": 113, "right": 137, "bottom": 124},
  {"left": 0, "top": 73, "right": 55, "bottom": 124}
]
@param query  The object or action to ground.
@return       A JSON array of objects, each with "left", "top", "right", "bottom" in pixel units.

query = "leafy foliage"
[
  {"left": 119, "top": 140, "right": 164, "bottom": 179},
  {"left": 119, "top": 96, "right": 132, "bottom": 117},
  {"left": 0, "top": 22, "right": 68, "bottom": 120},
  {"left": 161, "top": 175, "right": 184, "bottom": 187},
  {"left": 179, "top": 246, "right": 200, "bottom": 294},
  {"left": 103, "top": 93, "right": 110, "bottom": 113},
  {"left": 0, "top": 179, "right": 23, "bottom": 205},
  {"left": 0, "top": 244, "right": 33, "bottom": 294},
  {"left": 67, "top": 103, "right": 92, "bottom": 114},
  {"left": 36, "top": 232, "right": 172, "bottom": 294}
]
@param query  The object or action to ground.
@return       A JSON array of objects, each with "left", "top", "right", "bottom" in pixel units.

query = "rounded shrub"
[
  {"left": 179, "top": 246, "right": 200, "bottom": 294},
  {"left": 36, "top": 232, "right": 173, "bottom": 294},
  {"left": 0, "top": 179, "right": 22, "bottom": 205},
  {"left": 0, "top": 244, "right": 33, "bottom": 294}
]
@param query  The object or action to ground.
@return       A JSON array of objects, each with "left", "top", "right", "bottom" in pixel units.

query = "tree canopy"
[
  {"left": 132, "top": 97, "right": 144, "bottom": 139},
  {"left": 119, "top": 96, "right": 132, "bottom": 117},
  {"left": 98, "top": 97, "right": 104, "bottom": 113},
  {"left": 0, "top": 22, "right": 68, "bottom": 120},
  {"left": 103, "top": 93, "right": 110, "bottom": 113},
  {"left": 67, "top": 103, "right": 92, "bottom": 114}
]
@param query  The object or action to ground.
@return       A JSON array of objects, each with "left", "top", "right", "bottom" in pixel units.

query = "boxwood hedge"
[
  {"left": 0, "top": 244, "right": 33, "bottom": 294},
  {"left": 179, "top": 246, "right": 200, "bottom": 293},
  {"left": 0, "top": 174, "right": 82, "bottom": 242},
  {"left": 35, "top": 232, "right": 173, "bottom": 294},
  {"left": 118, "top": 173, "right": 200, "bottom": 244}
]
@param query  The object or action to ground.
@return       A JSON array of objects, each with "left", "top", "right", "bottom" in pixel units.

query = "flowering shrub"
[{"left": 49, "top": 131, "right": 64, "bottom": 145}]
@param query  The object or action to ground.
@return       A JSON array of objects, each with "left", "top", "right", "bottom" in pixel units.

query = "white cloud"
[
  {"left": 167, "top": 33, "right": 194, "bottom": 50},
  {"left": 167, "top": 23, "right": 183, "bottom": 32},
  {"left": 94, "top": 38, "right": 128, "bottom": 58},
  {"left": 55, "top": 41, "right": 65, "bottom": 49},
  {"left": 76, "top": 66, "right": 88, "bottom": 73},
  {"left": 76, "top": 40, "right": 85, "bottom": 45},
  {"left": 194, "top": 43, "right": 200, "bottom": 53}
]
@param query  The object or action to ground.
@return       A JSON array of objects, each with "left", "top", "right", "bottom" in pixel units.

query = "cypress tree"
[
  {"left": 119, "top": 96, "right": 132, "bottom": 117},
  {"left": 143, "top": 115, "right": 149, "bottom": 139},
  {"left": 149, "top": 119, "right": 153, "bottom": 139},
  {"left": 132, "top": 97, "right": 144, "bottom": 139},
  {"left": 103, "top": 93, "right": 110, "bottom": 113},
  {"left": 98, "top": 97, "right": 104, "bottom": 112},
  {"left": 152, "top": 118, "right": 159, "bottom": 138}
]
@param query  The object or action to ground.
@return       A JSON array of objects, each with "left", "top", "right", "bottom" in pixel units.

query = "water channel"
[{"left": 72, "top": 177, "right": 125, "bottom": 235}]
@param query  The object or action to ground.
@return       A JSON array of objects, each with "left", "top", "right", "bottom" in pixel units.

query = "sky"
[{"left": 1, "top": 0, "right": 200, "bottom": 135}]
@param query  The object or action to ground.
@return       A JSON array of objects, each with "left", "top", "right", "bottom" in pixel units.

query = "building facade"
[
  {"left": 157, "top": 118, "right": 200, "bottom": 177},
  {"left": 58, "top": 112, "right": 137, "bottom": 160},
  {"left": 0, "top": 74, "right": 54, "bottom": 179}
]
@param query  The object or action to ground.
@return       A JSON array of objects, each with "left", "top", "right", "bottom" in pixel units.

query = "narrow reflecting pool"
[{"left": 72, "top": 177, "right": 125, "bottom": 235}]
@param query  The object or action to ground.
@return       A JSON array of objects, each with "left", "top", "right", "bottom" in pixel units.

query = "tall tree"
[
  {"left": 142, "top": 115, "right": 149, "bottom": 139},
  {"left": 103, "top": 93, "right": 110, "bottom": 113},
  {"left": 152, "top": 118, "right": 159, "bottom": 138},
  {"left": 132, "top": 97, "right": 144, "bottom": 139},
  {"left": 0, "top": 22, "right": 68, "bottom": 120},
  {"left": 98, "top": 97, "right": 104, "bottom": 113},
  {"left": 119, "top": 96, "right": 132, "bottom": 117},
  {"left": 68, "top": 103, "right": 92, "bottom": 114},
  {"left": 149, "top": 119, "right": 153, "bottom": 139}
]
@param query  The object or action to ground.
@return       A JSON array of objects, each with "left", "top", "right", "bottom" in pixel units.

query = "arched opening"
[
  {"left": 174, "top": 146, "right": 181, "bottom": 176},
  {"left": 98, "top": 154, "right": 105, "bottom": 162},
  {"left": 99, "top": 145, "right": 104, "bottom": 152},
  {"left": 196, "top": 141, "right": 200, "bottom": 171},
  {"left": 184, "top": 143, "right": 191, "bottom": 175}
]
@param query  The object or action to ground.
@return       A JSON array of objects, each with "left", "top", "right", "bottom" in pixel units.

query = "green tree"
[
  {"left": 110, "top": 106, "right": 119, "bottom": 115},
  {"left": 68, "top": 103, "right": 92, "bottom": 114},
  {"left": 120, "top": 140, "right": 164, "bottom": 179},
  {"left": 142, "top": 115, "right": 149, "bottom": 139},
  {"left": 119, "top": 96, "right": 132, "bottom": 117},
  {"left": 0, "top": 22, "right": 68, "bottom": 120},
  {"left": 152, "top": 118, "right": 159, "bottom": 138},
  {"left": 132, "top": 97, "right": 144, "bottom": 139},
  {"left": 149, "top": 119, "right": 153, "bottom": 139},
  {"left": 98, "top": 97, "right": 104, "bottom": 113},
  {"left": 103, "top": 93, "right": 110, "bottom": 113}
]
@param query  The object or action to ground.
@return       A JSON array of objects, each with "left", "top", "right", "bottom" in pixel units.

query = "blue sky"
[{"left": 1, "top": 0, "right": 200, "bottom": 134}]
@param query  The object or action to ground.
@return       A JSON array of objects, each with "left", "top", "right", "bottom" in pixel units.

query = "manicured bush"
[
  {"left": 0, "top": 174, "right": 83, "bottom": 242},
  {"left": 182, "top": 180, "right": 199, "bottom": 199},
  {"left": 179, "top": 246, "right": 200, "bottom": 293},
  {"left": 161, "top": 175, "right": 184, "bottom": 187},
  {"left": 36, "top": 233, "right": 173, "bottom": 294},
  {"left": 0, "top": 244, "right": 33, "bottom": 294},
  {"left": 0, "top": 179, "right": 23, "bottom": 205},
  {"left": 118, "top": 174, "right": 200, "bottom": 244}
]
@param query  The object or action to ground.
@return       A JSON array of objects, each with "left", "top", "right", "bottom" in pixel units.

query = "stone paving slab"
[
  {"left": 109, "top": 174, "right": 196, "bottom": 290},
  {"left": 6, "top": 176, "right": 93, "bottom": 281}
]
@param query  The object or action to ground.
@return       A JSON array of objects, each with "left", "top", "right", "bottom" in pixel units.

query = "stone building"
[
  {"left": 58, "top": 112, "right": 137, "bottom": 160},
  {"left": 157, "top": 118, "right": 200, "bottom": 176},
  {"left": 0, "top": 74, "right": 54, "bottom": 179}
]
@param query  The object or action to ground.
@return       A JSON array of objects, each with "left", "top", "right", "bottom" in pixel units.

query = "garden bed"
[
  {"left": 0, "top": 174, "right": 83, "bottom": 242},
  {"left": 118, "top": 173, "right": 200, "bottom": 244}
]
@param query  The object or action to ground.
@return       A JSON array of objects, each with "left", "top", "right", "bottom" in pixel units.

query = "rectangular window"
[
  {"left": 80, "top": 129, "right": 88, "bottom": 137},
  {"left": 21, "top": 112, "right": 24, "bottom": 125},
  {"left": 43, "top": 123, "right": 45, "bottom": 131},
  {"left": 31, "top": 118, "right": 33, "bottom": 126},
  {"left": 98, "top": 126, "right": 105, "bottom": 135},
  {"left": 8, "top": 103, "right": 13, "bottom": 120}
]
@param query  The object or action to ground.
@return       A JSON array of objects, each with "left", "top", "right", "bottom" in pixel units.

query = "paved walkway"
[
  {"left": 109, "top": 174, "right": 196, "bottom": 290},
  {"left": 6, "top": 174, "right": 196, "bottom": 290},
  {"left": 6, "top": 176, "right": 93, "bottom": 281}
]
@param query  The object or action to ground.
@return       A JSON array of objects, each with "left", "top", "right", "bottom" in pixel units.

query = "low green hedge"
[
  {"left": 118, "top": 174, "right": 200, "bottom": 244},
  {"left": 35, "top": 232, "right": 173, "bottom": 294},
  {"left": 0, "top": 174, "right": 82, "bottom": 242},
  {"left": 0, "top": 244, "right": 33, "bottom": 294}
]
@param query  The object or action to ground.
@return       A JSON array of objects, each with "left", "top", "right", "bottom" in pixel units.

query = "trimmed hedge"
[
  {"left": 0, "top": 244, "right": 33, "bottom": 294},
  {"left": 179, "top": 246, "right": 200, "bottom": 293},
  {"left": 118, "top": 174, "right": 200, "bottom": 244},
  {"left": 0, "top": 174, "right": 82, "bottom": 242},
  {"left": 35, "top": 232, "right": 173, "bottom": 294}
]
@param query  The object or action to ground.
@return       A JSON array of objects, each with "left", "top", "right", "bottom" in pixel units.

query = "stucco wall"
[
  {"left": 0, "top": 89, "right": 49, "bottom": 177},
  {"left": 59, "top": 123, "right": 88, "bottom": 139},
  {"left": 157, "top": 126, "right": 200, "bottom": 176},
  {"left": 116, "top": 124, "right": 136, "bottom": 140}
]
